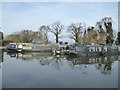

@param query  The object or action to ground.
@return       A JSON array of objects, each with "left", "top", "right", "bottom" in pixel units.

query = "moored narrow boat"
[
  {"left": 7, "top": 44, "right": 23, "bottom": 52},
  {"left": 65, "top": 44, "right": 120, "bottom": 56},
  {"left": 7, "top": 43, "right": 55, "bottom": 53}
]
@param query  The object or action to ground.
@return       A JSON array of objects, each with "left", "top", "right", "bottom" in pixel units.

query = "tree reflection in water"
[
  {"left": 94, "top": 56, "right": 118, "bottom": 75},
  {"left": 6, "top": 52, "right": 119, "bottom": 75},
  {"left": 0, "top": 50, "right": 3, "bottom": 68},
  {"left": 0, "top": 50, "right": 3, "bottom": 90},
  {"left": 39, "top": 55, "right": 65, "bottom": 70},
  {"left": 67, "top": 55, "right": 118, "bottom": 75}
]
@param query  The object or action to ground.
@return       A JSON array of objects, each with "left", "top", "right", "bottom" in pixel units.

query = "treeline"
[{"left": 4, "top": 17, "right": 116, "bottom": 44}]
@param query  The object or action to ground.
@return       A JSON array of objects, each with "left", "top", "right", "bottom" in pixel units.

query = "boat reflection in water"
[
  {"left": 7, "top": 52, "right": 53, "bottom": 60},
  {"left": 66, "top": 55, "right": 119, "bottom": 75},
  {"left": 7, "top": 52, "right": 119, "bottom": 75}
]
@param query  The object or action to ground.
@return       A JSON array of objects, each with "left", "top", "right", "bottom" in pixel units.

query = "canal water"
[
  {"left": 0, "top": 50, "right": 2, "bottom": 89},
  {"left": 1, "top": 51, "right": 119, "bottom": 88}
]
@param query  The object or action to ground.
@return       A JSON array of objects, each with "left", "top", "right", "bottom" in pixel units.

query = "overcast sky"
[{"left": 0, "top": 2, "right": 118, "bottom": 43}]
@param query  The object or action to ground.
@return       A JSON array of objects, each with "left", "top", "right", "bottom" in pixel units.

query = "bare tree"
[
  {"left": 4, "top": 32, "right": 22, "bottom": 43},
  {"left": 49, "top": 21, "right": 64, "bottom": 43},
  {"left": 102, "top": 17, "right": 113, "bottom": 44},
  {"left": 20, "top": 30, "right": 34, "bottom": 43},
  {"left": 67, "top": 22, "right": 84, "bottom": 43},
  {"left": 39, "top": 25, "right": 50, "bottom": 44},
  {"left": 96, "top": 21, "right": 106, "bottom": 44},
  {"left": 4, "top": 30, "right": 42, "bottom": 43},
  {"left": 96, "top": 21, "right": 103, "bottom": 31},
  {"left": 32, "top": 31, "right": 42, "bottom": 43},
  {"left": 96, "top": 17, "right": 114, "bottom": 44}
]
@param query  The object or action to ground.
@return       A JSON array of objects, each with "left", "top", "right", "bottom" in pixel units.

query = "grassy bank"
[{"left": 0, "top": 46, "right": 7, "bottom": 49}]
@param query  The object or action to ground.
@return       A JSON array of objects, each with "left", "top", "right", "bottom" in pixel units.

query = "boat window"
[
  {"left": 118, "top": 47, "right": 120, "bottom": 51},
  {"left": 18, "top": 45, "right": 23, "bottom": 48},
  {"left": 111, "top": 47, "right": 116, "bottom": 51},
  {"left": 75, "top": 46, "right": 85, "bottom": 51},
  {"left": 103, "top": 47, "right": 107, "bottom": 51},
  {"left": 10, "top": 44, "right": 16, "bottom": 48},
  {"left": 89, "top": 47, "right": 95, "bottom": 52},
  {"left": 97, "top": 47, "right": 101, "bottom": 52}
]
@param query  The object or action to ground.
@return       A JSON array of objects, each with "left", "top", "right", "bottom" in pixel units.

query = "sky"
[
  {"left": 0, "top": 2, "right": 118, "bottom": 43},
  {"left": 118, "top": 2, "right": 120, "bottom": 32},
  {"left": 1, "top": 0, "right": 119, "bottom": 2}
]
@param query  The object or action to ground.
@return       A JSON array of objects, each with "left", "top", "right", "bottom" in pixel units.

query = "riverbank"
[{"left": 0, "top": 46, "right": 7, "bottom": 49}]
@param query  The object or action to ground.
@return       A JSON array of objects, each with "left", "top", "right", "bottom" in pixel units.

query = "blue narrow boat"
[
  {"left": 7, "top": 43, "right": 55, "bottom": 52},
  {"left": 7, "top": 44, "right": 23, "bottom": 52}
]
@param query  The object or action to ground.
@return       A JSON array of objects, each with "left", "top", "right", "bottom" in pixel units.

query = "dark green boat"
[{"left": 65, "top": 44, "right": 120, "bottom": 56}]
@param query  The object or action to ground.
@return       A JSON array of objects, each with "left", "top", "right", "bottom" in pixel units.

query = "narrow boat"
[
  {"left": 22, "top": 45, "right": 54, "bottom": 52},
  {"left": 65, "top": 44, "right": 120, "bottom": 56},
  {"left": 7, "top": 43, "right": 55, "bottom": 53}
]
